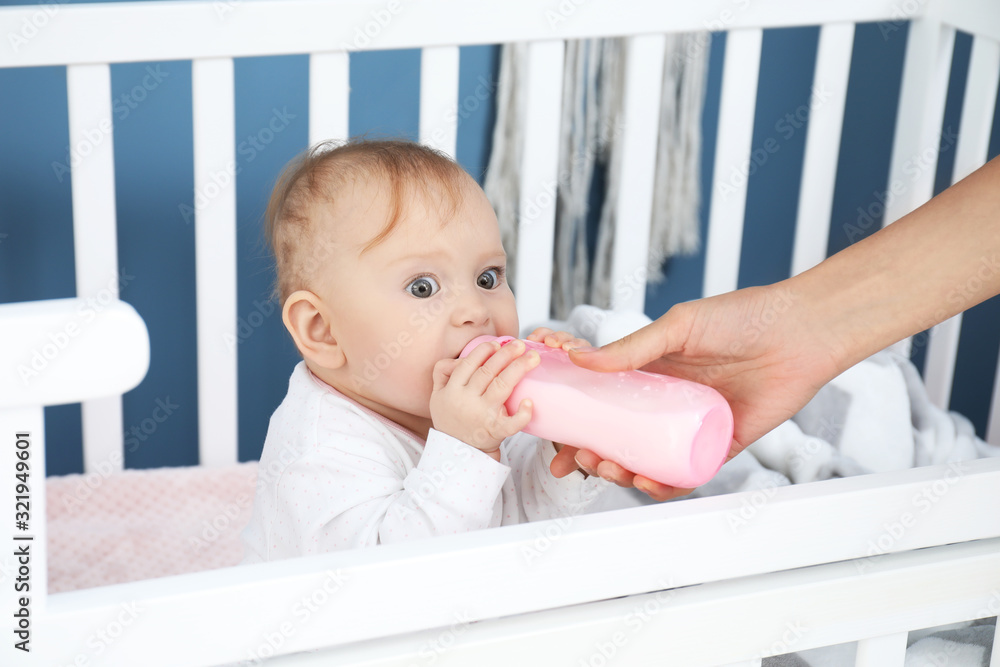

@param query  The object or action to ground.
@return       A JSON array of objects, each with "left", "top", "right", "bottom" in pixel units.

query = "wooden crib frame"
[{"left": 2, "top": 0, "right": 1000, "bottom": 664}]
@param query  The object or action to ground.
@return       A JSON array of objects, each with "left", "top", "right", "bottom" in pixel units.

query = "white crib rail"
[
  {"left": 0, "top": 299, "right": 149, "bottom": 411},
  {"left": 0, "top": 0, "right": 931, "bottom": 69},
  {"left": 17, "top": 457, "right": 1000, "bottom": 665},
  {"left": 260, "top": 539, "right": 1000, "bottom": 667}
]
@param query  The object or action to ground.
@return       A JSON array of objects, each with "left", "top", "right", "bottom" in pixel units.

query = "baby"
[{"left": 240, "top": 139, "right": 611, "bottom": 562}]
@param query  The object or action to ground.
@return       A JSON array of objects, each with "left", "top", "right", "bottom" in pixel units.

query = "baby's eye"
[
  {"left": 477, "top": 268, "right": 500, "bottom": 289},
  {"left": 406, "top": 276, "right": 440, "bottom": 299}
]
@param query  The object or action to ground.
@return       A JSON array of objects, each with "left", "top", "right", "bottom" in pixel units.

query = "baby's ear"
[{"left": 282, "top": 290, "right": 345, "bottom": 369}]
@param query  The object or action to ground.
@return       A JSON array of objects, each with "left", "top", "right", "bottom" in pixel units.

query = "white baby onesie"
[{"left": 241, "top": 361, "right": 610, "bottom": 563}]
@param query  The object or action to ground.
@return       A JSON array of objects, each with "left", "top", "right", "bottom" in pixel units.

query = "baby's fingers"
[
  {"left": 482, "top": 346, "right": 540, "bottom": 403},
  {"left": 526, "top": 327, "right": 555, "bottom": 343},
  {"left": 432, "top": 358, "right": 461, "bottom": 391},
  {"left": 543, "top": 329, "right": 590, "bottom": 351},
  {"left": 450, "top": 340, "right": 502, "bottom": 387},
  {"left": 502, "top": 398, "right": 533, "bottom": 435}
]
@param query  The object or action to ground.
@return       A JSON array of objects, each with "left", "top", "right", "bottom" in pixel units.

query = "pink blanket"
[{"left": 46, "top": 462, "right": 258, "bottom": 593}]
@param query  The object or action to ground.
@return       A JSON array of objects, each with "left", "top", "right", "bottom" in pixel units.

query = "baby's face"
[{"left": 315, "top": 175, "right": 519, "bottom": 423}]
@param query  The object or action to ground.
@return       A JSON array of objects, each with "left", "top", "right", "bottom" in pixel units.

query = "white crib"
[{"left": 2, "top": 0, "right": 1000, "bottom": 665}]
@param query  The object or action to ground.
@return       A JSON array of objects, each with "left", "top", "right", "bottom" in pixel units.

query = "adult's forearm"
[{"left": 788, "top": 155, "right": 1000, "bottom": 376}]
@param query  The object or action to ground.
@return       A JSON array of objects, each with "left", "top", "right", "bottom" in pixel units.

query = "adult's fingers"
[
  {"left": 549, "top": 444, "right": 581, "bottom": 478},
  {"left": 568, "top": 307, "right": 689, "bottom": 373}
]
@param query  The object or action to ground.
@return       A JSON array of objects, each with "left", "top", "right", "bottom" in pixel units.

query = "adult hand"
[{"left": 555, "top": 283, "right": 841, "bottom": 500}]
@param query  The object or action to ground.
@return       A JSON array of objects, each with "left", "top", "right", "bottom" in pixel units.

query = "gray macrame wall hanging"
[{"left": 484, "top": 35, "right": 711, "bottom": 319}]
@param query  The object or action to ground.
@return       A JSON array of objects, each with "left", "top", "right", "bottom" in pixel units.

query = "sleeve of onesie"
[
  {"left": 270, "top": 421, "right": 510, "bottom": 554},
  {"left": 503, "top": 433, "right": 611, "bottom": 522}
]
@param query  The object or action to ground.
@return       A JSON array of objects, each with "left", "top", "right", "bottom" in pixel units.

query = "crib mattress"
[{"left": 46, "top": 461, "right": 257, "bottom": 593}]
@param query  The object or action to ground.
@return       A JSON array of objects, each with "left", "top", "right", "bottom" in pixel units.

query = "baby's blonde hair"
[{"left": 265, "top": 138, "right": 470, "bottom": 303}]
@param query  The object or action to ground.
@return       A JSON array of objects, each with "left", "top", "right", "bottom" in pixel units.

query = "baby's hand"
[
  {"left": 430, "top": 339, "right": 540, "bottom": 459},
  {"left": 526, "top": 327, "right": 591, "bottom": 351}
]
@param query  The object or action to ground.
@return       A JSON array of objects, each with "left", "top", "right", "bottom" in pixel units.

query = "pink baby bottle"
[{"left": 460, "top": 336, "right": 734, "bottom": 488}]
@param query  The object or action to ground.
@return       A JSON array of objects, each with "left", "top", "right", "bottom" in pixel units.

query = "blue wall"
[{"left": 1, "top": 2, "right": 997, "bottom": 474}]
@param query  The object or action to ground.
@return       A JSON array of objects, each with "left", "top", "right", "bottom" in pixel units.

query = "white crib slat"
[
  {"left": 883, "top": 19, "right": 955, "bottom": 230},
  {"left": 992, "top": 620, "right": 1000, "bottom": 667},
  {"left": 609, "top": 34, "right": 664, "bottom": 314},
  {"left": 988, "top": 352, "right": 1000, "bottom": 446},
  {"left": 704, "top": 29, "right": 762, "bottom": 297},
  {"left": 192, "top": 58, "right": 238, "bottom": 467},
  {"left": 66, "top": 63, "right": 126, "bottom": 474},
  {"left": 308, "top": 52, "right": 349, "bottom": 146},
  {"left": 514, "top": 40, "right": 563, "bottom": 326},
  {"left": 419, "top": 46, "right": 460, "bottom": 159},
  {"left": 882, "top": 19, "right": 954, "bottom": 360},
  {"left": 924, "top": 316, "right": 963, "bottom": 410},
  {"left": 855, "top": 632, "right": 907, "bottom": 667},
  {"left": 952, "top": 37, "right": 1000, "bottom": 184},
  {"left": 922, "top": 36, "right": 999, "bottom": 411},
  {"left": 790, "top": 23, "right": 854, "bottom": 277}
]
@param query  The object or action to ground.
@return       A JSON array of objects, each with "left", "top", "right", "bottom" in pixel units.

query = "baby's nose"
[{"left": 451, "top": 288, "right": 490, "bottom": 327}]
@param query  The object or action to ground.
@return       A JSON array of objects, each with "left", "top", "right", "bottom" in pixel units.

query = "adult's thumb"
[{"left": 568, "top": 319, "right": 670, "bottom": 373}]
